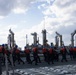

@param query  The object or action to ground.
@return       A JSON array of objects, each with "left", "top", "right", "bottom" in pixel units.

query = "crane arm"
[
  {"left": 71, "top": 30, "right": 76, "bottom": 36},
  {"left": 9, "top": 29, "right": 14, "bottom": 35},
  {"left": 56, "top": 32, "right": 61, "bottom": 37}
]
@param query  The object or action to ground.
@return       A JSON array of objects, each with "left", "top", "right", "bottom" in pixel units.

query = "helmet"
[
  {"left": 2, "top": 44, "right": 4, "bottom": 47},
  {"left": 15, "top": 45, "right": 18, "bottom": 48},
  {"left": 74, "top": 46, "right": 76, "bottom": 48}
]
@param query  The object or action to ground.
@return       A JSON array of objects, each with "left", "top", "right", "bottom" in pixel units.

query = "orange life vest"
[
  {"left": 15, "top": 49, "right": 20, "bottom": 54},
  {"left": 4, "top": 50, "right": 8, "bottom": 54},
  {"left": 42, "top": 48, "right": 47, "bottom": 53},
  {"left": 33, "top": 47, "right": 37, "bottom": 52},
  {"left": 61, "top": 48, "right": 65, "bottom": 52},
  {"left": 73, "top": 48, "right": 76, "bottom": 52},
  {"left": 0, "top": 47, "right": 2, "bottom": 53},
  {"left": 70, "top": 48, "right": 73, "bottom": 51},
  {"left": 49, "top": 48, "right": 53, "bottom": 54},
  {"left": 24, "top": 49, "right": 30, "bottom": 54}
]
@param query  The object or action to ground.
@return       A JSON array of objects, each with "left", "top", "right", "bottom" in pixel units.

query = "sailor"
[
  {"left": 42, "top": 47, "right": 47, "bottom": 62},
  {"left": 69, "top": 46, "right": 74, "bottom": 60},
  {"left": 1, "top": 44, "right": 5, "bottom": 65},
  {"left": 15, "top": 45, "right": 25, "bottom": 64},
  {"left": 0, "top": 58, "right": 2, "bottom": 75},
  {"left": 0, "top": 46, "right": 2, "bottom": 75},
  {"left": 24, "top": 47, "right": 32, "bottom": 64},
  {"left": 73, "top": 46, "right": 76, "bottom": 59},
  {"left": 60, "top": 46, "right": 67, "bottom": 62},
  {"left": 0, "top": 45, "right": 2, "bottom": 63},
  {"left": 49, "top": 47, "right": 54, "bottom": 64},
  {"left": 32, "top": 47, "right": 41, "bottom": 65}
]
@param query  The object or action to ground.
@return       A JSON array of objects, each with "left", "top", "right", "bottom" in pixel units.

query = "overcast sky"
[{"left": 0, "top": 0, "right": 76, "bottom": 49}]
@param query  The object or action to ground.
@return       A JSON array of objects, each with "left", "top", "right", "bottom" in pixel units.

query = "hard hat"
[
  {"left": 15, "top": 45, "right": 18, "bottom": 48},
  {"left": 2, "top": 44, "right": 4, "bottom": 47}
]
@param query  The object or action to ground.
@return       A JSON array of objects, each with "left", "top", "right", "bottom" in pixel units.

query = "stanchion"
[
  {"left": 0, "top": 57, "right": 2, "bottom": 75},
  {"left": 10, "top": 54, "right": 15, "bottom": 75},
  {"left": 5, "top": 54, "right": 9, "bottom": 75}
]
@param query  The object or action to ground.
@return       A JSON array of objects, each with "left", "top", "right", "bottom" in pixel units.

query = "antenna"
[
  {"left": 44, "top": 19, "right": 45, "bottom": 29},
  {"left": 44, "top": 18, "right": 45, "bottom": 30},
  {"left": 26, "top": 34, "right": 28, "bottom": 46},
  {"left": 42, "top": 18, "right": 46, "bottom": 30},
  {"left": 75, "top": 35, "right": 76, "bottom": 46}
]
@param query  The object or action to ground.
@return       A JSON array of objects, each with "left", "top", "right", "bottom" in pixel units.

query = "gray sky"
[{"left": 0, "top": 0, "right": 76, "bottom": 49}]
